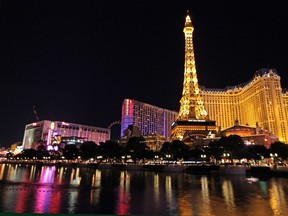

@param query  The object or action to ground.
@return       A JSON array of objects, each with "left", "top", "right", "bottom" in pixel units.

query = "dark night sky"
[{"left": 1, "top": 0, "right": 288, "bottom": 147}]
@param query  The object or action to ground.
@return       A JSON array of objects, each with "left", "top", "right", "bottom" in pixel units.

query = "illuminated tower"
[{"left": 171, "top": 12, "right": 217, "bottom": 144}]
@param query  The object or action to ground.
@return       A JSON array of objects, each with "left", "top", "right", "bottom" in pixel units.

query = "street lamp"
[
  {"left": 223, "top": 153, "right": 230, "bottom": 163},
  {"left": 270, "top": 153, "right": 278, "bottom": 165}
]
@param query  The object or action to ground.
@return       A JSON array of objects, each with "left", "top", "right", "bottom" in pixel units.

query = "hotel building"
[
  {"left": 22, "top": 120, "right": 110, "bottom": 149},
  {"left": 120, "top": 99, "right": 178, "bottom": 141},
  {"left": 201, "top": 68, "right": 288, "bottom": 144}
]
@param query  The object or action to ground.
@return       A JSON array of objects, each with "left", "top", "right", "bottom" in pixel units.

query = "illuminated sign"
[{"left": 188, "top": 120, "right": 206, "bottom": 122}]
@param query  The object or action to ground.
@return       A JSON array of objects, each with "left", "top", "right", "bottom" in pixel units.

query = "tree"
[
  {"left": 269, "top": 141, "right": 288, "bottom": 161},
  {"left": 63, "top": 144, "right": 79, "bottom": 160},
  {"left": 124, "top": 136, "right": 148, "bottom": 160},
  {"left": 247, "top": 145, "right": 268, "bottom": 161},
  {"left": 5, "top": 152, "right": 13, "bottom": 159},
  {"left": 160, "top": 142, "right": 172, "bottom": 158},
  {"left": 190, "top": 148, "right": 205, "bottom": 160},
  {"left": 80, "top": 141, "right": 98, "bottom": 160},
  {"left": 170, "top": 140, "right": 190, "bottom": 160},
  {"left": 99, "top": 140, "right": 122, "bottom": 159},
  {"left": 36, "top": 144, "right": 50, "bottom": 159},
  {"left": 218, "top": 135, "right": 246, "bottom": 160},
  {"left": 19, "top": 148, "right": 38, "bottom": 159},
  {"left": 207, "top": 140, "right": 224, "bottom": 162}
]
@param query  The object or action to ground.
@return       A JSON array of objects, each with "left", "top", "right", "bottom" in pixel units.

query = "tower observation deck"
[{"left": 170, "top": 12, "right": 217, "bottom": 145}]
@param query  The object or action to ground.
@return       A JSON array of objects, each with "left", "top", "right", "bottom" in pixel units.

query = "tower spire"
[
  {"left": 185, "top": 10, "right": 192, "bottom": 27},
  {"left": 177, "top": 12, "right": 207, "bottom": 121}
]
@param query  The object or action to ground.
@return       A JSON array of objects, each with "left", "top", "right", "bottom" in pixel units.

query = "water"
[{"left": 0, "top": 163, "right": 288, "bottom": 215}]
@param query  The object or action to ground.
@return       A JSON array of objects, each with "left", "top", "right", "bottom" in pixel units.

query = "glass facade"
[{"left": 120, "top": 99, "right": 178, "bottom": 141}]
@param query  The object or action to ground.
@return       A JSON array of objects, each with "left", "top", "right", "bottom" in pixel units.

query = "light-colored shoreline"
[
  {"left": 0, "top": 161, "right": 249, "bottom": 175},
  {"left": 2, "top": 161, "right": 288, "bottom": 177}
]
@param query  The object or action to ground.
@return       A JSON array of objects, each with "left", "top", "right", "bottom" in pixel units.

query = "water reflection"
[
  {"left": 269, "top": 179, "right": 287, "bottom": 216},
  {"left": 222, "top": 179, "right": 235, "bottom": 211},
  {"left": 115, "top": 171, "right": 130, "bottom": 215},
  {"left": 201, "top": 176, "right": 212, "bottom": 215},
  {"left": 1, "top": 163, "right": 288, "bottom": 215}
]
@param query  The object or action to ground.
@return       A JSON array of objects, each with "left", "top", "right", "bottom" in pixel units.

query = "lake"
[{"left": 0, "top": 163, "right": 288, "bottom": 215}]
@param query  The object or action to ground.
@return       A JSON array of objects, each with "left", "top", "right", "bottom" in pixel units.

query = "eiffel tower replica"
[{"left": 171, "top": 12, "right": 217, "bottom": 145}]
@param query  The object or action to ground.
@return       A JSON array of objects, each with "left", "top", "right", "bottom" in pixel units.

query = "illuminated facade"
[
  {"left": 220, "top": 120, "right": 278, "bottom": 148},
  {"left": 169, "top": 12, "right": 288, "bottom": 145},
  {"left": 170, "top": 12, "right": 217, "bottom": 144},
  {"left": 201, "top": 68, "right": 288, "bottom": 143},
  {"left": 22, "top": 120, "right": 110, "bottom": 149},
  {"left": 120, "top": 99, "right": 178, "bottom": 141}
]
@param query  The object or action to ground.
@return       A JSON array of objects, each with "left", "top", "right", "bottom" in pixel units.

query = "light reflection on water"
[{"left": 1, "top": 163, "right": 288, "bottom": 215}]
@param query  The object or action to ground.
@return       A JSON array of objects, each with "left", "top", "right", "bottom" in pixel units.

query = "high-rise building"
[
  {"left": 201, "top": 68, "right": 288, "bottom": 143},
  {"left": 170, "top": 12, "right": 218, "bottom": 144},
  {"left": 22, "top": 120, "right": 110, "bottom": 149},
  {"left": 120, "top": 99, "right": 178, "bottom": 141}
]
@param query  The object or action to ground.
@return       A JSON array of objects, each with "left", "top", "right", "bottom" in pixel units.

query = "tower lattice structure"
[
  {"left": 171, "top": 12, "right": 217, "bottom": 144},
  {"left": 178, "top": 13, "right": 208, "bottom": 121}
]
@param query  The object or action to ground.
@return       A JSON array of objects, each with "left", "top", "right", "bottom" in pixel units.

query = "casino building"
[
  {"left": 120, "top": 98, "right": 178, "bottom": 142},
  {"left": 22, "top": 120, "right": 110, "bottom": 149},
  {"left": 201, "top": 69, "right": 288, "bottom": 144}
]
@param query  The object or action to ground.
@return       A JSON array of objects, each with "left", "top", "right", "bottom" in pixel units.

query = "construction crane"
[{"left": 33, "top": 106, "right": 40, "bottom": 121}]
